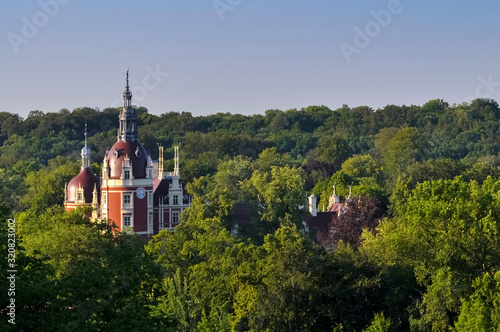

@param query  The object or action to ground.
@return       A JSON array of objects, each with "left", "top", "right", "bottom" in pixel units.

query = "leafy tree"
[
  {"left": 384, "top": 127, "right": 425, "bottom": 176},
  {"left": 16, "top": 207, "right": 163, "bottom": 330},
  {"left": 185, "top": 156, "right": 253, "bottom": 229},
  {"left": 6, "top": 97, "right": 500, "bottom": 330},
  {"left": 22, "top": 158, "right": 80, "bottom": 213},
  {"left": 244, "top": 166, "right": 306, "bottom": 234},
  {"left": 342, "top": 154, "right": 379, "bottom": 179},
  {"left": 253, "top": 147, "right": 299, "bottom": 173},
  {"left": 374, "top": 127, "right": 399, "bottom": 159},
  {"left": 0, "top": 206, "right": 57, "bottom": 332},
  {"left": 182, "top": 151, "right": 220, "bottom": 183},
  {"left": 455, "top": 271, "right": 500, "bottom": 331},
  {"left": 315, "top": 135, "right": 352, "bottom": 173},
  {"left": 363, "top": 313, "right": 394, "bottom": 332},
  {"left": 146, "top": 215, "right": 238, "bottom": 330},
  {"left": 363, "top": 177, "right": 500, "bottom": 330},
  {"left": 232, "top": 225, "right": 327, "bottom": 332},
  {"left": 151, "top": 269, "right": 197, "bottom": 331}
]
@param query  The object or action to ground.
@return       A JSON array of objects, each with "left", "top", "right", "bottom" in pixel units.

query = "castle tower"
[
  {"left": 65, "top": 123, "right": 101, "bottom": 213},
  {"left": 101, "top": 72, "right": 154, "bottom": 235}
]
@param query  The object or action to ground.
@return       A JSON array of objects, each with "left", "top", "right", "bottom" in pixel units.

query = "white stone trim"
[
  {"left": 105, "top": 178, "right": 154, "bottom": 187},
  {"left": 122, "top": 192, "right": 133, "bottom": 210},
  {"left": 122, "top": 214, "right": 133, "bottom": 228},
  {"left": 148, "top": 213, "right": 153, "bottom": 235}
]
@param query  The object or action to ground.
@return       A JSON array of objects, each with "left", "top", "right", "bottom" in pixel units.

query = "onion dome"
[
  {"left": 106, "top": 140, "right": 148, "bottom": 179},
  {"left": 66, "top": 123, "right": 100, "bottom": 204},
  {"left": 66, "top": 167, "right": 100, "bottom": 204}
]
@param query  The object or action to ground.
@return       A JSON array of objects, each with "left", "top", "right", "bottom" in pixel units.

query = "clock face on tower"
[{"left": 136, "top": 188, "right": 146, "bottom": 199}]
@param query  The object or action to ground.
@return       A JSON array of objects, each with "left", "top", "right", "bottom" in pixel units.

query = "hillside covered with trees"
[{"left": 3, "top": 98, "right": 500, "bottom": 331}]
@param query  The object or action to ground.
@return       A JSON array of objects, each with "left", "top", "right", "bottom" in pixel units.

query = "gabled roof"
[
  {"left": 153, "top": 177, "right": 171, "bottom": 194},
  {"left": 328, "top": 203, "right": 344, "bottom": 213},
  {"left": 305, "top": 212, "right": 334, "bottom": 233},
  {"left": 153, "top": 177, "right": 190, "bottom": 206}
]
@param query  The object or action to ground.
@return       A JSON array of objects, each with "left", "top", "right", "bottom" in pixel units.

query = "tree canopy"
[{"left": 4, "top": 98, "right": 500, "bottom": 330}]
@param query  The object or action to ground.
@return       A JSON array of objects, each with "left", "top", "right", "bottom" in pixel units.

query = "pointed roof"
[
  {"left": 118, "top": 70, "right": 138, "bottom": 142},
  {"left": 81, "top": 122, "right": 91, "bottom": 168}
]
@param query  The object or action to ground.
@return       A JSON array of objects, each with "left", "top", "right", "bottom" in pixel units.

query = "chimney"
[{"left": 308, "top": 194, "right": 317, "bottom": 217}]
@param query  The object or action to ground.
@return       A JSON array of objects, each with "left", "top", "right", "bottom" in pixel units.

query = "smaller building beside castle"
[{"left": 304, "top": 185, "right": 347, "bottom": 233}]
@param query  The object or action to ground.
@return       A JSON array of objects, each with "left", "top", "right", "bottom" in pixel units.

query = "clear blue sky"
[{"left": 1, "top": 0, "right": 500, "bottom": 118}]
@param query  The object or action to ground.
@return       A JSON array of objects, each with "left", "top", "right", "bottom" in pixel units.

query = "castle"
[{"left": 65, "top": 73, "right": 190, "bottom": 236}]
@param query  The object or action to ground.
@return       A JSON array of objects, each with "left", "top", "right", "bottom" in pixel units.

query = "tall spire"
[
  {"left": 174, "top": 145, "right": 180, "bottom": 177},
  {"left": 118, "top": 70, "right": 138, "bottom": 142},
  {"left": 124, "top": 69, "right": 132, "bottom": 108},
  {"left": 158, "top": 143, "right": 164, "bottom": 179},
  {"left": 81, "top": 121, "right": 91, "bottom": 168}
]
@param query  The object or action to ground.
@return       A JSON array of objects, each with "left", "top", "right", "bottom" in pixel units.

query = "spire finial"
[
  {"left": 84, "top": 121, "right": 88, "bottom": 147},
  {"left": 174, "top": 145, "right": 180, "bottom": 177},
  {"left": 119, "top": 70, "right": 137, "bottom": 142},
  {"left": 158, "top": 143, "right": 164, "bottom": 179},
  {"left": 81, "top": 122, "right": 91, "bottom": 168},
  {"left": 332, "top": 185, "right": 336, "bottom": 196}
]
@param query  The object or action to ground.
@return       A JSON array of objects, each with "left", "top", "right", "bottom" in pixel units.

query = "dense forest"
[{"left": 3, "top": 98, "right": 500, "bottom": 331}]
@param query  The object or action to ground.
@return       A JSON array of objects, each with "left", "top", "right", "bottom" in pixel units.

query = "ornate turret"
[
  {"left": 174, "top": 145, "right": 180, "bottom": 177},
  {"left": 107, "top": 72, "right": 149, "bottom": 179},
  {"left": 329, "top": 185, "right": 340, "bottom": 207},
  {"left": 65, "top": 126, "right": 101, "bottom": 210},
  {"left": 101, "top": 71, "right": 154, "bottom": 234},
  {"left": 158, "top": 143, "right": 164, "bottom": 179},
  {"left": 81, "top": 122, "right": 91, "bottom": 168},
  {"left": 118, "top": 70, "right": 138, "bottom": 142},
  {"left": 170, "top": 145, "right": 182, "bottom": 190}
]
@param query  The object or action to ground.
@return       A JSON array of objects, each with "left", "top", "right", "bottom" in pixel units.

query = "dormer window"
[
  {"left": 173, "top": 195, "right": 179, "bottom": 205},
  {"left": 124, "top": 170, "right": 130, "bottom": 179},
  {"left": 78, "top": 193, "right": 83, "bottom": 201}
]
